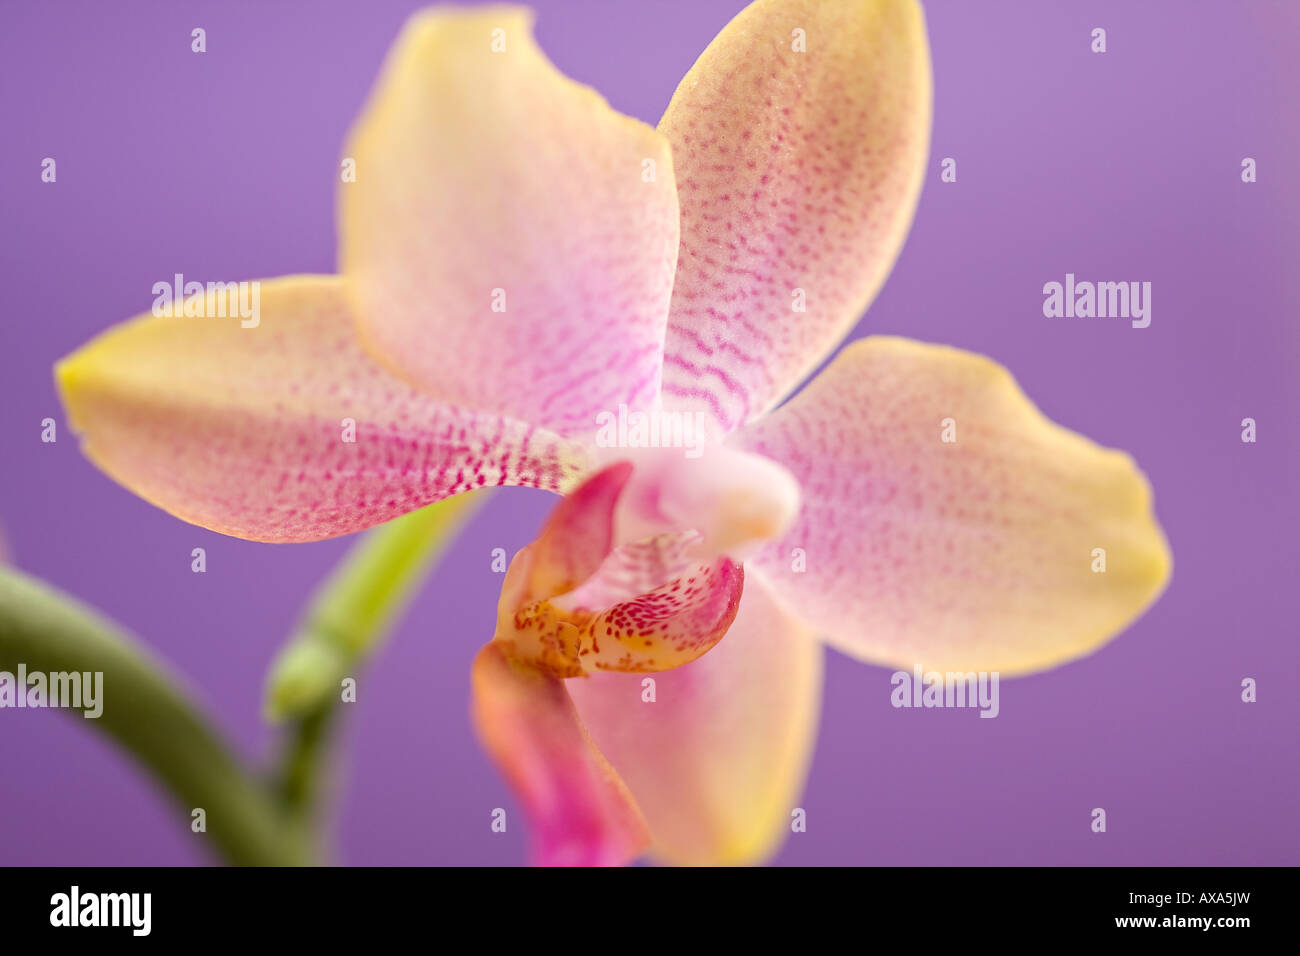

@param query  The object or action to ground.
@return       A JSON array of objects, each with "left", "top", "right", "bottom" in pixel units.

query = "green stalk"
[
  {"left": 0, "top": 492, "right": 484, "bottom": 865},
  {"left": 0, "top": 566, "right": 310, "bottom": 866},
  {"left": 266, "top": 491, "right": 487, "bottom": 818}
]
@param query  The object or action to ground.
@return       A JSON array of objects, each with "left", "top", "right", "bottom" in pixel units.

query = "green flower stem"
[
  {"left": 267, "top": 491, "right": 487, "bottom": 817},
  {"left": 0, "top": 566, "right": 311, "bottom": 866}
]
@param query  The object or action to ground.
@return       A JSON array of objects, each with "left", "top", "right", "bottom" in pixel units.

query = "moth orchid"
[{"left": 55, "top": 0, "right": 1171, "bottom": 866}]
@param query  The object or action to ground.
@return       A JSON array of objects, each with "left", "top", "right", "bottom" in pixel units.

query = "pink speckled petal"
[
  {"left": 471, "top": 643, "right": 649, "bottom": 867},
  {"left": 569, "top": 571, "right": 822, "bottom": 866},
  {"left": 56, "top": 276, "right": 591, "bottom": 543},
  {"left": 734, "top": 337, "right": 1173, "bottom": 675},
  {"left": 658, "top": 0, "right": 931, "bottom": 436},
  {"left": 341, "top": 7, "right": 679, "bottom": 437}
]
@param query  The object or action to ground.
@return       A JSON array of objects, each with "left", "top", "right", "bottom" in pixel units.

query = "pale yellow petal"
[
  {"left": 737, "top": 337, "right": 1172, "bottom": 675},
  {"left": 56, "top": 276, "right": 589, "bottom": 542},
  {"left": 569, "top": 573, "right": 823, "bottom": 865}
]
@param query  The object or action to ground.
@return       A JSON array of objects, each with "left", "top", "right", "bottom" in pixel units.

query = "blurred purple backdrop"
[{"left": 2, "top": 0, "right": 1297, "bottom": 866}]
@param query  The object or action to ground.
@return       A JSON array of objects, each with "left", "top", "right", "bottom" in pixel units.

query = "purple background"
[{"left": 2, "top": 0, "right": 1297, "bottom": 866}]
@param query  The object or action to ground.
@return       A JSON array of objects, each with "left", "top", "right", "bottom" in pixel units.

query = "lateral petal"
[
  {"left": 56, "top": 276, "right": 590, "bottom": 542},
  {"left": 736, "top": 337, "right": 1172, "bottom": 675}
]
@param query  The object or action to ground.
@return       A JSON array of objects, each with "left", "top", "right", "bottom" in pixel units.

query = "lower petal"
[
  {"left": 471, "top": 643, "right": 648, "bottom": 866},
  {"left": 735, "top": 337, "right": 1173, "bottom": 675},
  {"left": 56, "top": 275, "right": 591, "bottom": 542},
  {"left": 568, "top": 572, "right": 823, "bottom": 866}
]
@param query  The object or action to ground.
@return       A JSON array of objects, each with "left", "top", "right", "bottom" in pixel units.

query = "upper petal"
[
  {"left": 735, "top": 337, "right": 1172, "bottom": 675},
  {"left": 340, "top": 6, "right": 680, "bottom": 437},
  {"left": 56, "top": 276, "right": 590, "bottom": 543},
  {"left": 568, "top": 571, "right": 822, "bottom": 866},
  {"left": 658, "top": 0, "right": 931, "bottom": 436}
]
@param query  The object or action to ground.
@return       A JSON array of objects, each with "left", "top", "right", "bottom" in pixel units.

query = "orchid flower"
[{"left": 55, "top": 0, "right": 1171, "bottom": 867}]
